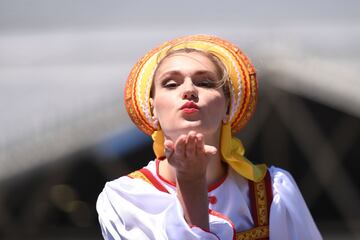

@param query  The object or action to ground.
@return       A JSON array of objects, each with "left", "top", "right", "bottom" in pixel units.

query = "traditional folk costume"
[{"left": 97, "top": 35, "right": 322, "bottom": 240}]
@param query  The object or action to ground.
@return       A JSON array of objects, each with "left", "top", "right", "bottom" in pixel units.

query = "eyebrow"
[{"left": 157, "top": 70, "right": 218, "bottom": 81}]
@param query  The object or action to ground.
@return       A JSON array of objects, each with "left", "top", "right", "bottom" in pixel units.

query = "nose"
[
  {"left": 182, "top": 91, "right": 198, "bottom": 101},
  {"left": 182, "top": 77, "right": 198, "bottom": 101}
]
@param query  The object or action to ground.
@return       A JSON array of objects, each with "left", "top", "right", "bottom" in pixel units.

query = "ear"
[
  {"left": 149, "top": 98, "right": 159, "bottom": 127},
  {"left": 149, "top": 98, "right": 156, "bottom": 117}
]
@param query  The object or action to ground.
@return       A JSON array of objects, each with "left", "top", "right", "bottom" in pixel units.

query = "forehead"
[{"left": 154, "top": 52, "right": 218, "bottom": 78}]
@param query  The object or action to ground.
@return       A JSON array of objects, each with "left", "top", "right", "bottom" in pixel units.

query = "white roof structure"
[{"left": 0, "top": 0, "right": 359, "bottom": 182}]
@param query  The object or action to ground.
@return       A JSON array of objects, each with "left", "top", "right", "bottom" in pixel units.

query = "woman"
[{"left": 97, "top": 35, "right": 322, "bottom": 240}]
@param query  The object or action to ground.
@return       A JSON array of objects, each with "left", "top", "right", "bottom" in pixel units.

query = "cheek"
[
  {"left": 200, "top": 95, "right": 227, "bottom": 126},
  {"left": 206, "top": 93, "right": 227, "bottom": 113},
  {"left": 153, "top": 94, "right": 175, "bottom": 117}
]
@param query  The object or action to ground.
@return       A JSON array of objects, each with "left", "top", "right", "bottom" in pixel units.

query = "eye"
[
  {"left": 162, "top": 80, "right": 178, "bottom": 89},
  {"left": 195, "top": 79, "right": 216, "bottom": 88}
]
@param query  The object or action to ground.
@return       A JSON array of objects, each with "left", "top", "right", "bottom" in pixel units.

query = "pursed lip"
[{"left": 180, "top": 101, "right": 199, "bottom": 110}]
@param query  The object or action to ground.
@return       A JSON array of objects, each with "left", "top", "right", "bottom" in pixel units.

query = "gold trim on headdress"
[
  {"left": 125, "top": 34, "right": 257, "bottom": 135},
  {"left": 125, "top": 34, "right": 266, "bottom": 182}
]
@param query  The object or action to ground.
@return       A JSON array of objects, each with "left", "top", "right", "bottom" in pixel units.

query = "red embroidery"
[{"left": 208, "top": 196, "right": 218, "bottom": 204}]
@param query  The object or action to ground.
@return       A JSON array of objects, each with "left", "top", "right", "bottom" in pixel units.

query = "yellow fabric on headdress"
[
  {"left": 152, "top": 130, "right": 165, "bottom": 159},
  {"left": 151, "top": 123, "right": 267, "bottom": 182},
  {"left": 220, "top": 123, "right": 267, "bottom": 182}
]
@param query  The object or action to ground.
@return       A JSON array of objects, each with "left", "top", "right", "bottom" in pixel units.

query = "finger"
[
  {"left": 164, "top": 139, "right": 174, "bottom": 160},
  {"left": 186, "top": 131, "right": 196, "bottom": 157},
  {"left": 195, "top": 133, "right": 205, "bottom": 154},
  {"left": 174, "top": 135, "right": 186, "bottom": 157},
  {"left": 204, "top": 145, "right": 217, "bottom": 156}
]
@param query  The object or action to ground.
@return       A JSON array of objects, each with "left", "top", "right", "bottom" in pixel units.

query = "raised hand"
[{"left": 164, "top": 131, "right": 217, "bottom": 181}]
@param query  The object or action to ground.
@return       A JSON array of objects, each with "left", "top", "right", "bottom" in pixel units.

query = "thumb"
[
  {"left": 164, "top": 139, "right": 174, "bottom": 159},
  {"left": 204, "top": 145, "right": 217, "bottom": 156}
]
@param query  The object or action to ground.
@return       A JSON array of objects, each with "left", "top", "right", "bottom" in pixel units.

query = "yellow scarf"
[{"left": 151, "top": 123, "right": 267, "bottom": 182}]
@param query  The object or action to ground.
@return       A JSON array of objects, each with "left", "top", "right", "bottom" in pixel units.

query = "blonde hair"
[{"left": 150, "top": 47, "right": 231, "bottom": 103}]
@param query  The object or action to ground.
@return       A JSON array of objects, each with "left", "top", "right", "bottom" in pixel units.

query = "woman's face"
[{"left": 151, "top": 51, "right": 228, "bottom": 140}]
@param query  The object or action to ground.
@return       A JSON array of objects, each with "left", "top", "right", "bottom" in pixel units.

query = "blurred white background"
[{"left": 0, "top": 0, "right": 359, "bottom": 239}]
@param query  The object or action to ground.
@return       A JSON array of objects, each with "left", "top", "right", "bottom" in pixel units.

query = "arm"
[
  {"left": 176, "top": 172, "right": 209, "bottom": 230},
  {"left": 164, "top": 131, "right": 217, "bottom": 230}
]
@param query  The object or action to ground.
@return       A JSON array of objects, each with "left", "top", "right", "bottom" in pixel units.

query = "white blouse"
[{"left": 96, "top": 160, "right": 322, "bottom": 240}]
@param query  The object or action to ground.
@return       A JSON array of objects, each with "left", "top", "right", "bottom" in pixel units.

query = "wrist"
[{"left": 176, "top": 170, "right": 207, "bottom": 183}]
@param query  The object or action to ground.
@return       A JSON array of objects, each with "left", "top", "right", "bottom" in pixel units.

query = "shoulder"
[
  {"left": 96, "top": 160, "right": 161, "bottom": 209},
  {"left": 268, "top": 166, "right": 300, "bottom": 195},
  {"left": 267, "top": 166, "right": 323, "bottom": 239},
  {"left": 268, "top": 166, "right": 294, "bottom": 181},
  {"left": 267, "top": 166, "right": 307, "bottom": 209}
]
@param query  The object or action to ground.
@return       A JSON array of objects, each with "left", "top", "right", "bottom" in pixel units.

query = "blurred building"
[{"left": 0, "top": 0, "right": 359, "bottom": 239}]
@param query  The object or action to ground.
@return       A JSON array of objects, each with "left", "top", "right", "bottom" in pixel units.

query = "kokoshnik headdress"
[{"left": 125, "top": 35, "right": 267, "bottom": 182}]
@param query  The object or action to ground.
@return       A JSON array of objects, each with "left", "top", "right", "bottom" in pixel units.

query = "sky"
[{"left": 0, "top": 0, "right": 359, "bottom": 32}]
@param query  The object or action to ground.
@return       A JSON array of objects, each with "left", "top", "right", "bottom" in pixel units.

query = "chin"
[
  {"left": 177, "top": 122, "right": 216, "bottom": 135},
  {"left": 181, "top": 120, "right": 203, "bottom": 130},
  {"left": 162, "top": 120, "right": 220, "bottom": 137}
]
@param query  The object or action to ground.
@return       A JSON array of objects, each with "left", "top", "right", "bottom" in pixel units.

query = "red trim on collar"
[
  {"left": 208, "top": 172, "right": 228, "bottom": 192},
  {"left": 138, "top": 168, "right": 169, "bottom": 193},
  {"left": 156, "top": 159, "right": 176, "bottom": 187}
]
